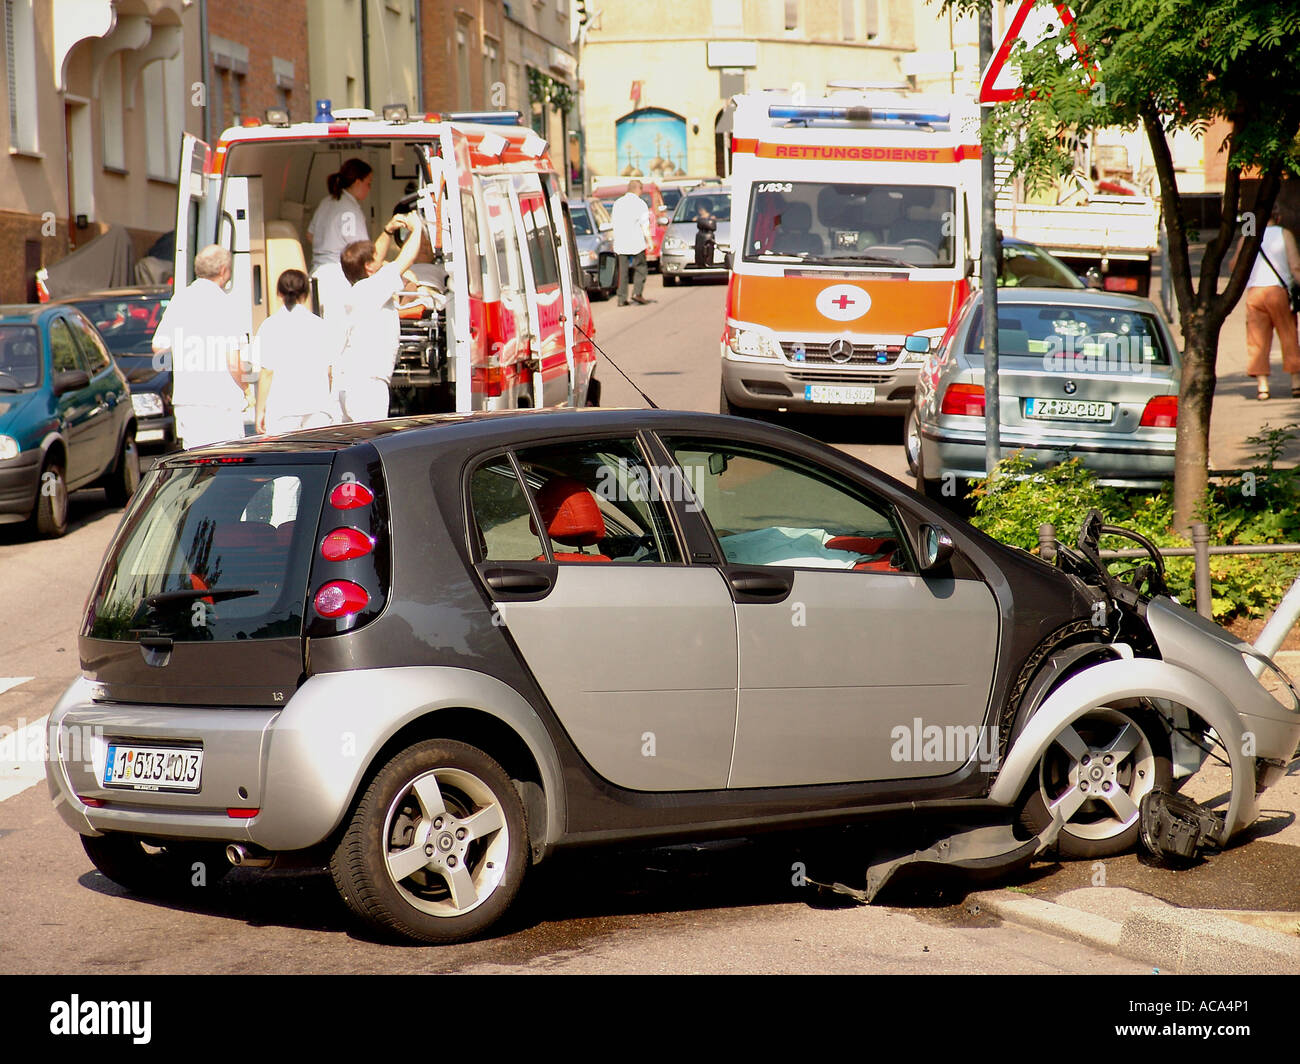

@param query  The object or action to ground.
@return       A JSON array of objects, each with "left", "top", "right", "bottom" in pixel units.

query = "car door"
[
  {"left": 48, "top": 316, "right": 100, "bottom": 487},
  {"left": 659, "top": 434, "right": 1000, "bottom": 790},
  {"left": 66, "top": 310, "right": 127, "bottom": 479},
  {"left": 479, "top": 175, "right": 534, "bottom": 405},
  {"left": 511, "top": 174, "right": 569, "bottom": 409},
  {"left": 468, "top": 435, "right": 739, "bottom": 791}
]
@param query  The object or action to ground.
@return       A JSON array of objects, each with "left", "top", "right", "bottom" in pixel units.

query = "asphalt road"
[{"left": 0, "top": 274, "right": 1293, "bottom": 974}]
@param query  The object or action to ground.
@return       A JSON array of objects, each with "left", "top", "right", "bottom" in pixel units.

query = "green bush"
[{"left": 966, "top": 425, "right": 1300, "bottom": 623}]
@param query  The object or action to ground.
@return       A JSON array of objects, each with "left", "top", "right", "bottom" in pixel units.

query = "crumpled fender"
[{"left": 988, "top": 657, "right": 1257, "bottom": 842}]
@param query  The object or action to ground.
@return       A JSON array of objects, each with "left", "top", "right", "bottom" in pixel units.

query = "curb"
[{"left": 969, "top": 889, "right": 1300, "bottom": 974}]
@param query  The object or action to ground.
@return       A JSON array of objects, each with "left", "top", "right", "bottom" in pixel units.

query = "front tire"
[
  {"left": 1016, "top": 705, "right": 1171, "bottom": 859},
  {"left": 904, "top": 407, "right": 922, "bottom": 476},
  {"left": 33, "top": 458, "right": 68, "bottom": 538},
  {"left": 331, "top": 740, "right": 528, "bottom": 944}
]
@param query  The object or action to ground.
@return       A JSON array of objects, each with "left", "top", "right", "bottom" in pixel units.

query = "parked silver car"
[
  {"left": 567, "top": 197, "right": 616, "bottom": 299},
  {"left": 907, "top": 289, "right": 1180, "bottom": 496},
  {"left": 661, "top": 185, "right": 731, "bottom": 284}
]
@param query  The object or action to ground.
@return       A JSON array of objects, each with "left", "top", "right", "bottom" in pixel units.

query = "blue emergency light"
[
  {"left": 447, "top": 111, "right": 525, "bottom": 126},
  {"left": 768, "top": 104, "right": 949, "bottom": 127}
]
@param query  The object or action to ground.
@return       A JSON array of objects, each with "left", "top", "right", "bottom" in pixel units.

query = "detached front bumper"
[{"left": 722, "top": 352, "right": 919, "bottom": 416}]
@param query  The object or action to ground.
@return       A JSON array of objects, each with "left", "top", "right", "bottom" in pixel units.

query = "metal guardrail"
[{"left": 1036, "top": 521, "right": 1300, "bottom": 620}]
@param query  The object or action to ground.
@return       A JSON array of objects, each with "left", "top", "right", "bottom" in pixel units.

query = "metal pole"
[
  {"left": 1252, "top": 574, "right": 1300, "bottom": 670},
  {"left": 979, "top": 4, "right": 1001, "bottom": 481},
  {"left": 361, "top": 0, "right": 372, "bottom": 111},
  {"left": 1192, "top": 521, "right": 1211, "bottom": 619}
]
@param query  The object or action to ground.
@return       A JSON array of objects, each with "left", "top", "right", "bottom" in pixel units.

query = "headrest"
[
  {"left": 530, "top": 476, "right": 605, "bottom": 548},
  {"left": 781, "top": 202, "right": 813, "bottom": 230}
]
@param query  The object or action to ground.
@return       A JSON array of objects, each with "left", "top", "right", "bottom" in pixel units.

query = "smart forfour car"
[{"left": 48, "top": 409, "right": 1300, "bottom": 943}]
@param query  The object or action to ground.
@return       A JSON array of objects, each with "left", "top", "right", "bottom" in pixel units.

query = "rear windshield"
[
  {"left": 85, "top": 463, "right": 327, "bottom": 642},
  {"left": 0, "top": 325, "right": 41, "bottom": 390},
  {"left": 966, "top": 303, "right": 1173, "bottom": 366},
  {"left": 70, "top": 296, "right": 169, "bottom": 357}
]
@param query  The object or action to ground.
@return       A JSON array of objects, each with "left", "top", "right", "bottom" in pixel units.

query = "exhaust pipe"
[{"left": 226, "top": 843, "right": 275, "bottom": 868}]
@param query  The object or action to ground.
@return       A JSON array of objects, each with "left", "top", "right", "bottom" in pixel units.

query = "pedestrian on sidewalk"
[
  {"left": 333, "top": 213, "right": 424, "bottom": 423},
  {"left": 1237, "top": 205, "right": 1300, "bottom": 399},
  {"left": 612, "top": 179, "right": 654, "bottom": 306},
  {"left": 254, "top": 269, "right": 336, "bottom": 435},
  {"left": 151, "top": 245, "right": 248, "bottom": 448}
]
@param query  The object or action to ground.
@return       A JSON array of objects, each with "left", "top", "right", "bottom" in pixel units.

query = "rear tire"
[
  {"left": 103, "top": 432, "right": 140, "bottom": 508},
  {"left": 585, "top": 376, "right": 602, "bottom": 407},
  {"left": 82, "top": 833, "right": 232, "bottom": 894},
  {"left": 331, "top": 739, "right": 528, "bottom": 944}
]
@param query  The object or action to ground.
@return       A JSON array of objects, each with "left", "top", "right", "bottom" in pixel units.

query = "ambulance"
[
  {"left": 721, "top": 89, "right": 982, "bottom": 418},
  {"left": 172, "top": 106, "right": 606, "bottom": 416}
]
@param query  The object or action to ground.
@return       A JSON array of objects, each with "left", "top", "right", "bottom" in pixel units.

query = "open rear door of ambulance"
[
  {"left": 433, "top": 128, "right": 486, "bottom": 412},
  {"left": 173, "top": 133, "right": 215, "bottom": 288}
]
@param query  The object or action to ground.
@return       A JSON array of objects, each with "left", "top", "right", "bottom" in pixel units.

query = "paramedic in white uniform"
[
  {"left": 254, "top": 268, "right": 336, "bottom": 434},
  {"left": 334, "top": 214, "right": 424, "bottom": 422},
  {"left": 151, "top": 244, "right": 247, "bottom": 448},
  {"left": 307, "top": 158, "right": 373, "bottom": 320}
]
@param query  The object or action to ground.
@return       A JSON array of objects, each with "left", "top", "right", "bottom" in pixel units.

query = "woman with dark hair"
[
  {"left": 254, "top": 268, "right": 337, "bottom": 433},
  {"left": 307, "top": 157, "right": 374, "bottom": 319}
]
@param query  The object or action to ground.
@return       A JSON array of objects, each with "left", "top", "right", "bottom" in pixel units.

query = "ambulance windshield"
[{"left": 743, "top": 182, "right": 955, "bottom": 268}]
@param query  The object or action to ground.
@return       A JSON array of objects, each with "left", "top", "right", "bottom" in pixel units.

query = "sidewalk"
[
  {"left": 968, "top": 652, "right": 1300, "bottom": 974},
  {"left": 1155, "top": 246, "right": 1300, "bottom": 472}
]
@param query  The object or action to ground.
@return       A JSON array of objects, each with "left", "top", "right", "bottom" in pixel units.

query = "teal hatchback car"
[{"left": 0, "top": 304, "right": 139, "bottom": 537}]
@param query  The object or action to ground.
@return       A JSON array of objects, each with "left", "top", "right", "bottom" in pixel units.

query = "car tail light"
[
  {"left": 227, "top": 808, "right": 259, "bottom": 819},
  {"left": 80, "top": 797, "right": 105, "bottom": 808},
  {"left": 485, "top": 364, "right": 505, "bottom": 397},
  {"left": 314, "top": 580, "right": 370, "bottom": 618},
  {"left": 329, "top": 481, "right": 374, "bottom": 509},
  {"left": 320, "top": 527, "right": 374, "bottom": 561},
  {"left": 1103, "top": 276, "right": 1140, "bottom": 292},
  {"left": 941, "top": 383, "right": 986, "bottom": 417},
  {"left": 1140, "top": 394, "right": 1178, "bottom": 428}
]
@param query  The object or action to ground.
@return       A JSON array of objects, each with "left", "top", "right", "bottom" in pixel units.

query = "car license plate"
[
  {"left": 103, "top": 743, "right": 203, "bottom": 792},
  {"left": 805, "top": 385, "right": 876, "bottom": 405},
  {"left": 137, "top": 427, "right": 164, "bottom": 443},
  {"left": 1024, "top": 397, "right": 1114, "bottom": 422}
]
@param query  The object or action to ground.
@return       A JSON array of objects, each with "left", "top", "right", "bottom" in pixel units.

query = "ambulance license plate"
[{"left": 805, "top": 385, "right": 876, "bottom": 405}]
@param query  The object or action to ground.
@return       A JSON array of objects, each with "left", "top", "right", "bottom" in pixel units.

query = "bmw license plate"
[
  {"left": 1025, "top": 397, "right": 1113, "bottom": 422},
  {"left": 805, "top": 385, "right": 876, "bottom": 405},
  {"left": 103, "top": 743, "right": 203, "bottom": 792}
]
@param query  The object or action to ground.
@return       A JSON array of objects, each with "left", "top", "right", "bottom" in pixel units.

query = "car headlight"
[
  {"left": 0, "top": 435, "right": 18, "bottom": 460},
  {"left": 131, "top": 392, "right": 165, "bottom": 417},
  {"left": 662, "top": 237, "right": 688, "bottom": 253},
  {"left": 725, "top": 323, "right": 783, "bottom": 360}
]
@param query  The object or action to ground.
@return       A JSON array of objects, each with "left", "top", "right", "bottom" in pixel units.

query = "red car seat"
[{"left": 531, "top": 476, "right": 610, "bottom": 562}]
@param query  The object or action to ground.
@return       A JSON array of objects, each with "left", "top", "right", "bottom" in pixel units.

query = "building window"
[
  {"left": 144, "top": 63, "right": 167, "bottom": 177},
  {"left": 101, "top": 54, "right": 125, "bottom": 170},
  {"left": 484, "top": 38, "right": 500, "bottom": 109},
  {"left": 841, "top": 0, "right": 855, "bottom": 40},
  {"left": 784, "top": 0, "right": 799, "bottom": 32},
  {"left": 456, "top": 24, "right": 472, "bottom": 109},
  {"left": 711, "top": 0, "right": 743, "bottom": 32},
  {"left": 508, "top": 60, "right": 522, "bottom": 111},
  {"left": 4, "top": 0, "right": 38, "bottom": 153},
  {"left": 864, "top": 0, "right": 882, "bottom": 41}
]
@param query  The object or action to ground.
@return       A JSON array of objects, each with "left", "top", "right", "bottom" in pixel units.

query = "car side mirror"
[
  {"left": 903, "top": 335, "right": 930, "bottom": 355},
  {"left": 53, "top": 370, "right": 90, "bottom": 396},
  {"left": 918, "top": 524, "right": 955, "bottom": 571},
  {"left": 708, "top": 452, "right": 729, "bottom": 475},
  {"left": 964, "top": 256, "right": 976, "bottom": 278}
]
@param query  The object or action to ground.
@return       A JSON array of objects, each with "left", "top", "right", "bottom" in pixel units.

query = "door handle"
[
  {"left": 483, "top": 568, "right": 552, "bottom": 594},
  {"left": 728, "top": 572, "right": 792, "bottom": 596}
]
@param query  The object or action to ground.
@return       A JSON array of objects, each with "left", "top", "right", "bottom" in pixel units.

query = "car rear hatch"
[{"left": 79, "top": 449, "right": 338, "bottom": 707}]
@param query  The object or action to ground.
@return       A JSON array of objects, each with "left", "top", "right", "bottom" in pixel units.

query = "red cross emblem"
[{"left": 832, "top": 293, "right": 855, "bottom": 311}]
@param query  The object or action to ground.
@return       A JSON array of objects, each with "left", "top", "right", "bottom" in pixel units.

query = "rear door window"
[{"left": 86, "top": 462, "right": 327, "bottom": 642}]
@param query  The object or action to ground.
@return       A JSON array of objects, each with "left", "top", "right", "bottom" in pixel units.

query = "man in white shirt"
[
  {"left": 611, "top": 179, "right": 654, "bottom": 306},
  {"left": 334, "top": 213, "right": 424, "bottom": 422},
  {"left": 151, "top": 245, "right": 247, "bottom": 448}
]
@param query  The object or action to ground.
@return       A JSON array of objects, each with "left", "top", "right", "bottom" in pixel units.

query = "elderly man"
[
  {"left": 611, "top": 178, "right": 654, "bottom": 306},
  {"left": 151, "top": 245, "right": 248, "bottom": 448}
]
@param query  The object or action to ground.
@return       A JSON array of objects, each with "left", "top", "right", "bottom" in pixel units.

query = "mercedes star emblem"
[{"left": 828, "top": 338, "right": 854, "bottom": 364}]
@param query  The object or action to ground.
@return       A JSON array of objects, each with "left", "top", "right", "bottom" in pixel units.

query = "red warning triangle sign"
[{"left": 979, "top": 0, "right": 1093, "bottom": 104}]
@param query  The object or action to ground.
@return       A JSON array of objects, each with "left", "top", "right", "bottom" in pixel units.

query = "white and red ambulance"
[
  {"left": 721, "top": 89, "right": 981, "bottom": 418},
  {"left": 172, "top": 106, "right": 604, "bottom": 415}
]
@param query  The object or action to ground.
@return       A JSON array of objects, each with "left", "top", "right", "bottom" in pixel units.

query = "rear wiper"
[{"left": 143, "top": 587, "right": 260, "bottom": 609}]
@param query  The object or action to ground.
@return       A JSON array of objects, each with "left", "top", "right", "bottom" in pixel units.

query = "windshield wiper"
[
  {"left": 812, "top": 254, "right": 915, "bottom": 268},
  {"left": 143, "top": 587, "right": 260, "bottom": 609}
]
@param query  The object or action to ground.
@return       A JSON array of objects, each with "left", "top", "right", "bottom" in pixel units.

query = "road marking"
[
  {"left": 0, "top": 714, "right": 47, "bottom": 803},
  {"left": 0, "top": 677, "right": 34, "bottom": 697}
]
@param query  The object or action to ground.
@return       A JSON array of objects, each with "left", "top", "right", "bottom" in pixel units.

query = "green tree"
[{"left": 944, "top": 0, "right": 1300, "bottom": 529}]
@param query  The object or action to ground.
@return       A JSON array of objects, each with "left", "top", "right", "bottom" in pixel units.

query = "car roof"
[
  {"left": 0, "top": 304, "right": 62, "bottom": 324},
  {"left": 988, "top": 288, "right": 1161, "bottom": 313},
  {"left": 50, "top": 286, "right": 170, "bottom": 303},
  {"left": 170, "top": 407, "right": 806, "bottom": 460}
]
